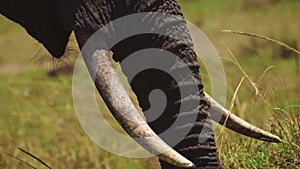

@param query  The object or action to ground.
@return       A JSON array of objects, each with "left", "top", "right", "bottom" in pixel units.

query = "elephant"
[{"left": 0, "top": 0, "right": 281, "bottom": 168}]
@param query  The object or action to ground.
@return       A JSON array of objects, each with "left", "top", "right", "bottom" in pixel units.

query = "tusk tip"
[
  {"left": 265, "top": 136, "right": 282, "bottom": 143},
  {"left": 188, "top": 163, "right": 196, "bottom": 168},
  {"left": 159, "top": 152, "right": 195, "bottom": 168},
  {"left": 179, "top": 160, "right": 195, "bottom": 168},
  {"left": 180, "top": 162, "right": 195, "bottom": 168}
]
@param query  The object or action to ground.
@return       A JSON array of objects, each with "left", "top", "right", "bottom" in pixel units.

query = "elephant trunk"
[
  {"left": 113, "top": 39, "right": 222, "bottom": 169},
  {"left": 114, "top": 34, "right": 222, "bottom": 169},
  {"left": 108, "top": 1, "right": 223, "bottom": 168},
  {"left": 111, "top": 16, "right": 222, "bottom": 169}
]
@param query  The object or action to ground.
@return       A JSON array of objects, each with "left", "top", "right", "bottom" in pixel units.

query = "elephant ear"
[{"left": 0, "top": 0, "right": 71, "bottom": 58}]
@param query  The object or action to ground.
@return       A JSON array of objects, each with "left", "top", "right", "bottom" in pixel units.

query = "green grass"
[
  {"left": 214, "top": 50, "right": 300, "bottom": 169},
  {"left": 1, "top": 1, "right": 300, "bottom": 168},
  {"left": 0, "top": 69, "right": 158, "bottom": 168},
  {"left": 0, "top": 16, "right": 37, "bottom": 65}
]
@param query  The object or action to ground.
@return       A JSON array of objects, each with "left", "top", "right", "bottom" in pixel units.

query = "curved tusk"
[
  {"left": 93, "top": 50, "right": 194, "bottom": 168},
  {"left": 205, "top": 92, "right": 282, "bottom": 143},
  {"left": 75, "top": 31, "right": 194, "bottom": 168}
]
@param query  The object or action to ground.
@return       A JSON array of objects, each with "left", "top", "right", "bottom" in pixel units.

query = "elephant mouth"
[{"left": 75, "top": 30, "right": 281, "bottom": 168}]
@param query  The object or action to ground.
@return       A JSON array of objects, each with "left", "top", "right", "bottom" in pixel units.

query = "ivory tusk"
[{"left": 205, "top": 92, "right": 282, "bottom": 143}]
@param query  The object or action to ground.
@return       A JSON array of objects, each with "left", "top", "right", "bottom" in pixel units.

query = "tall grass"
[{"left": 215, "top": 35, "right": 299, "bottom": 168}]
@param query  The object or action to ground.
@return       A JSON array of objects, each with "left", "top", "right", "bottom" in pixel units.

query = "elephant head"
[{"left": 0, "top": 0, "right": 281, "bottom": 168}]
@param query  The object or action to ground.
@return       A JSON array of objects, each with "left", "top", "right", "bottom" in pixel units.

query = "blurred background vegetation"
[{"left": 0, "top": 0, "right": 299, "bottom": 168}]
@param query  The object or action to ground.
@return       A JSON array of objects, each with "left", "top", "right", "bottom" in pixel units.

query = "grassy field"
[{"left": 0, "top": 0, "right": 299, "bottom": 168}]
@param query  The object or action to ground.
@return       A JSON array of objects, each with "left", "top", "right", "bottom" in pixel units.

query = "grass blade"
[{"left": 18, "top": 148, "right": 52, "bottom": 169}]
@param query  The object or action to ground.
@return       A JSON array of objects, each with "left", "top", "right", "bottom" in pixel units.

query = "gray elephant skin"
[{"left": 0, "top": 1, "right": 281, "bottom": 169}]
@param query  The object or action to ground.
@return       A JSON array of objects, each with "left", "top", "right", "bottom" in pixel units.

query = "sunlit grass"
[
  {"left": 0, "top": 69, "right": 158, "bottom": 168},
  {"left": 214, "top": 42, "right": 299, "bottom": 168}
]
